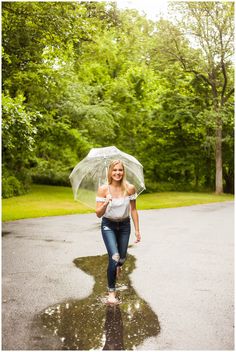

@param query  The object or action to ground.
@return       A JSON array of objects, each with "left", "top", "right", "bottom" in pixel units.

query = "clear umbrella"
[{"left": 69, "top": 146, "right": 145, "bottom": 209}]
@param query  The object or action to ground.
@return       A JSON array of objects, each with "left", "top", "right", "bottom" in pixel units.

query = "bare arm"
[
  {"left": 128, "top": 185, "right": 141, "bottom": 243},
  {"left": 95, "top": 186, "right": 111, "bottom": 218}
]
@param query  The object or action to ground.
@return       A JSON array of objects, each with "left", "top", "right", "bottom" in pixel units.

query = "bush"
[
  {"left": 2, "top": 167, "right": 33, "bottom": 198},
  {"left": 144, "top": 180, "right": 176, "bottom": 193},
  {"left": 31, "top": 160, "right": 71, "bottom": 186},
  {"left": 15, "top": 169, "right": 32, "bottom": 192},
  {"left": 144, "top": 179, "right": 213, "bottom": 193},
  {"left": 2, "top": 175, "right": 24, "bottom": 198},
  {"left": 32, "top": 171, "right": 70, "bottom": 186}
]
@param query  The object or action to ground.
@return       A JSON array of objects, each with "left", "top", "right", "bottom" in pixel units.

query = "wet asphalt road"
[{"left": 2, "top": 201, "right": 234, "bottom": 350}]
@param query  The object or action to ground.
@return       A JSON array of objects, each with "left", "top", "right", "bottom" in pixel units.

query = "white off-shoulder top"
[{"left": 96, "top": 193, "right": 137, "bottom": 220}]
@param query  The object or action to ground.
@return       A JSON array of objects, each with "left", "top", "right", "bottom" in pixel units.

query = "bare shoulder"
[
  {"left": 126, "top": 183, "right": 136, "bottom": 195},
  {"left": 97, "top": 184, "right": 109, "bottom": 197}
]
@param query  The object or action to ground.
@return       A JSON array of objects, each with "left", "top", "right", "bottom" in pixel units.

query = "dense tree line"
[{"left": 2, "top": 1, "right": 234, "bottom": 198}]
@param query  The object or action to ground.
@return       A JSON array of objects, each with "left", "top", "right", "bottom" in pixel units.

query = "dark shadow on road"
[{"left": 30, "top": 253, "right": 160, "bottom": 350}]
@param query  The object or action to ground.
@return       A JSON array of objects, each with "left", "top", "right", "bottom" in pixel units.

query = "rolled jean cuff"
[{"left": 108, "top": 287, "right": 116, "bottom": 292}]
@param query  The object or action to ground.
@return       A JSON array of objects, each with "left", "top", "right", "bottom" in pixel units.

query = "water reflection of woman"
[
  {"left": 103, "top": 305, "right": 124, "bottom": 350},
  {"left": 96, "top": 160, "right": 141, "bottom": 304},
  {"left": 37, "top": 254, "right": 161, "bottom": 350}
]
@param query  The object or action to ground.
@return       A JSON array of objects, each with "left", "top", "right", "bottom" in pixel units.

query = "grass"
[
  {"left": 2, "top": 184, "right": 234, "bottom": 222},
  {"left": 2, "top": 185, "right": 93, "bottom": 222},
  {"left": 137, "top": 191, "right": 234, "bottom": 209}
]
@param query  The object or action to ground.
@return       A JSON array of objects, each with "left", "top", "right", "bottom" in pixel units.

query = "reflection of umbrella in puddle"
[{"left": 31, "top": 253, "right": 160, "bottom": 350}]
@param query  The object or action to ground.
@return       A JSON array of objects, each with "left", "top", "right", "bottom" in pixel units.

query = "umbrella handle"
[
  {"left": 105, "top": 166, "right": 108, "bottom": 185},
  {"left": 104, "top": 157, "right": 108, "bottom": 185}
]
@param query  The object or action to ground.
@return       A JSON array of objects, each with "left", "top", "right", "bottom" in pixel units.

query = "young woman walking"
[{"left": 96, "top": 159, "right": 141, "bottom": 304}]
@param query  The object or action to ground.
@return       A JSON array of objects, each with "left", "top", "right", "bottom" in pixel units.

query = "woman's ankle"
[{"left": 108, "top": 291, "right": 116, "bottom": 298}]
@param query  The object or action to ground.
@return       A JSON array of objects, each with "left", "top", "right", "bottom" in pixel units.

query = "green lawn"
[
  {"left": 137, "top": 191, "right": 234, "bottom": 209},
  {"left": 2, "top": 184, "right": 234, "bottom": 222}
]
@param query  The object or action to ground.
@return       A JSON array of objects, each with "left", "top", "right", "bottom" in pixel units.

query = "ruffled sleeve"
[
  {"left": 96, "top": 197, "right": 106, "bottom": 202},
  {"left": 129, "top": 193, "right": 137, "bottom": 200}
]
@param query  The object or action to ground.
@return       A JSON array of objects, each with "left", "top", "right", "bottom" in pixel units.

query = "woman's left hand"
[{"left": 134, "top": 231, "right": 141, "bottom": 243}]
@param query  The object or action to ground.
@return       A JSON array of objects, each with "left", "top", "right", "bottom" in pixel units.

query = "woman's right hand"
[
  {"left": 95, "top": 186, "right": 112, "bottom": 217},
  {"left": 105, "top": 194, "right": 112, "bottom": 204}
]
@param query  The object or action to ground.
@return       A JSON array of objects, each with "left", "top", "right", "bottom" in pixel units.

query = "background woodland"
[{"left": 2, "top": 1, "right": 234, "bottom": 198}]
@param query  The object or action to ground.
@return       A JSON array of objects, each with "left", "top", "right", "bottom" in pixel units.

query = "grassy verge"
[
  {"left": 2, "top": 184, "right": 234, "bottom": 222},
  {"left": 2, "top": 185, "right": 93, "bottom": 222},
  {"left": 137, "top": 192, "right": 234, "bottom": 209}
]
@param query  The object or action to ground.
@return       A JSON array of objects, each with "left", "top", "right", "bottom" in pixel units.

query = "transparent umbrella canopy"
[{"left": 69, "top": 146, "right": 145, "bottom": 209}]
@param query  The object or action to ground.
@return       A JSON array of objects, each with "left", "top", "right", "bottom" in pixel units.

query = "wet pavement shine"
[
  {"left": 32, "top": 254, "right": 160, "bottom": 350},
  {"left": 2, "top": 202, "right": 234, "bottom": 350}
]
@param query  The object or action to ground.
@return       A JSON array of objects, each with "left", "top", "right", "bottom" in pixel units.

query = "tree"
[
  {"left": 153, "top": 2, "right": 234, "bottom": 193},
  {"left": 2, "top": 1, "right": 234, "bottom": 197}
]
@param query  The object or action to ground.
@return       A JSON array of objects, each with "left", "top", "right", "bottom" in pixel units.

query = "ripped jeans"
[{"left": 101, "top": 217, "right": 131, "bottom": 292}]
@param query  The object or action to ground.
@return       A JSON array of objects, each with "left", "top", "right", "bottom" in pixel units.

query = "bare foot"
[
  {"left": 106, "top": 292, "right": 120, "bottom": 305},
  {"left": 106, "top": 297, "right": 121, "bottom": 305}
]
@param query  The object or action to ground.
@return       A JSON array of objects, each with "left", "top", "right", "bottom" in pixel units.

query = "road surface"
[{"left": 2, "top": 201, "right": 234, "bottom": 350}]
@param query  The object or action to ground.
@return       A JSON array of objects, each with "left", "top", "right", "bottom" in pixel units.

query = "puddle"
[{"left": 32, "top": 253, "right": 160, "bottom": 350}]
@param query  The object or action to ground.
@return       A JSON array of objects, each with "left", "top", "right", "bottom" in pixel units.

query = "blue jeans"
[{"left": 101, "top": 217, "right": 131, "bottom": 292}]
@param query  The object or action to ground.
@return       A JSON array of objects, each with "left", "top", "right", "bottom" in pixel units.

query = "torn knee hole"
[{"left": 112, "top": 253, "right": 120, "bottom": 262}]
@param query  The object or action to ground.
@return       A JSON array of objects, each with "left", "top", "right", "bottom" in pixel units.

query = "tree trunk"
[{"left": 215, "top": 118, "right": 223, "bottom": 194}]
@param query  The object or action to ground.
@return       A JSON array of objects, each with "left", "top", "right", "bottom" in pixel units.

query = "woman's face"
[{"left": 111, "top": 162, "right": 124, "bottom": 182}]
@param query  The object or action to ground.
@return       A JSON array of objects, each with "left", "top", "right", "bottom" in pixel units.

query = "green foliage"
[
  {"left": 2, "top": 93, "right": 38, "bottom": 163},
  {"left": 2, "top": 93, "right": 39, "bottom": 196},
  {"left": 31, "top": 160, "right": 71, "bottom": 186},
  {"left": 2, "top": 167, "right": 32, "bottom": 198},
  {"left": 2, "top": 175, "right": 23, "bottom": 198},
  {"left": 2, "top": 2, "right": 234, "bottom": 198}
]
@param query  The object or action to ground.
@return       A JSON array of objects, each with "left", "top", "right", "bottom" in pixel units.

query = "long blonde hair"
[{"left": 107, "top": 160, "right": 128, "bottom": 194}]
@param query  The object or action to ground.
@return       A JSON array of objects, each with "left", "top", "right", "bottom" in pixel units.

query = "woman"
[{"left": 96, "top": 159, "right": 141, "bottom": 304}]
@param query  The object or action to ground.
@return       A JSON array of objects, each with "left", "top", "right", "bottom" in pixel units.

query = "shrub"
[
  {"left": 144, "top": 180, "right": 176, "bottom": 193},
  {"left": 144, "top": 179, "right": 213, "bottom": 193},
  {"left": 32, "top": 171, "right": 70, "bottom": 186},
  {"left": 2, "top": 167, "right": 32, "bottom": 198},
  {"left": 31, "top": 159, "right": 71, "bottom": 186},
  {"left": 2, "top": 175, "right": 23, "bottom": 198}
]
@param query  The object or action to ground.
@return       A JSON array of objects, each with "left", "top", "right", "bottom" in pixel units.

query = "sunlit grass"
[
  {"left": 136, "top": 192, "right": 234, "bottom": 209},
  {"left": 2, "top": 184, "right": 234, "bottom": 222},
  {"left": 2, "top": 185, "right": 93, "bottom": 222}
]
